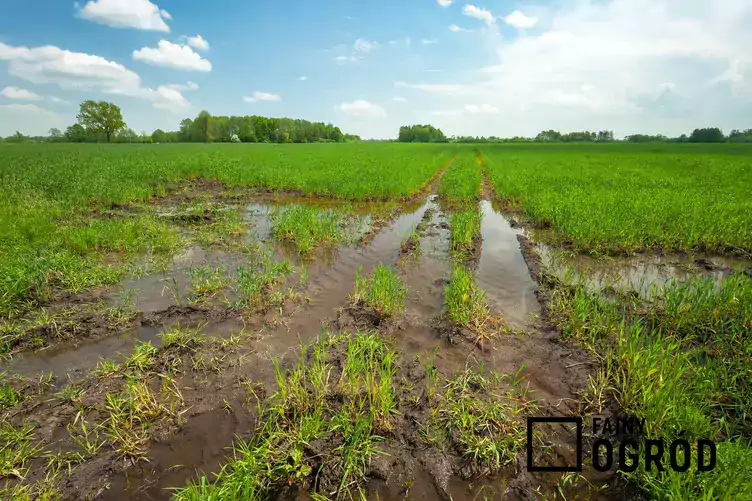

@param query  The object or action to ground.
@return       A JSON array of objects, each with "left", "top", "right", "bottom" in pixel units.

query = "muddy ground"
[{"left": 2, "top": 171, "right": 748, "bottom": 501}]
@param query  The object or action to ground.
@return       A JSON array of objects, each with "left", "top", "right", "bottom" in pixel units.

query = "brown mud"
[{"left": 1, "top": 168, "right": 703, "bottom": 501}]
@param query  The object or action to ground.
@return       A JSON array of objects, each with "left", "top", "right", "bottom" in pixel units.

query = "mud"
[{"left": 1, "top": 171, "right": 668, "bottom": 501}]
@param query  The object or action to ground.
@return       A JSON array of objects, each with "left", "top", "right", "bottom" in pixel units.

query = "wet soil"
[{"left": 2, "top": 171, "right": 718, "bottom": 500}]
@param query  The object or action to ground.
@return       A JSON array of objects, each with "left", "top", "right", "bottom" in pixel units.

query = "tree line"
[
  {"left": 1, "top": 100, "right": 359, "bottom": 144},
  {"left": 2, "top": 100, "right": 751, "bottom": 144}
]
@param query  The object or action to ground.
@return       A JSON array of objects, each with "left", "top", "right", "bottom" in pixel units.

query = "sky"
[{"left": 1, "top": 0, "right": 751, "bottom": 139}]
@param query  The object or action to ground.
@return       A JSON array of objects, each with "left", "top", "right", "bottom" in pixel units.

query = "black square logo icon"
[{"left": 527, "top": 417, "right": 583, "bottom": 472}]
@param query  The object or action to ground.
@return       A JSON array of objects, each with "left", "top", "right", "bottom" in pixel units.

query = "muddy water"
[
  {"left": 538, "top": 245, "right": 752, "bottom": 297},
  {"left": 477, "top": 200, "right": 540, "bottom": 330}
]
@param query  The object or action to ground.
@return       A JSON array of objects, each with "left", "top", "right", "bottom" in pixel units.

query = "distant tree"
[
  {"left": 48, "top": 128, "right": 63, "bottom": 142},
  {"left": 6, "top": 131, "right": 27, "bottom": 142},
  {"left": 115, "top": 128, "right": 139, "bottom": 143},
  {"left": 178, "top": 118, "right": 193, "bottom": 141},
  {"left": 728, "top": 129, "right": 752, "bottom": 143},
  {"left": 689, "top": 127, "right": 725, "bottom": 143},
  {"left": 65, "top": 124, "right": 87, "bottom": 142},
  {"left": 76, "top": 100, "right": 126, "bottom": 142},
  {"left": 151, "top": 129, "right": 167, "bottom": 143},
  {"left": 191, "top": 111, "right": 213, "bottom": 142},
  {"left": 397, "top": 124, "right": 447, "bottom": 143}
]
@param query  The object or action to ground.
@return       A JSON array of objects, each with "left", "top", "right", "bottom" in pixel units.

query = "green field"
[
  {"left": 1, "top": 141, "right": 751, "bottom": 500},
  {"left": 482, "top": 143, "right": 752, "bottom": 254}
]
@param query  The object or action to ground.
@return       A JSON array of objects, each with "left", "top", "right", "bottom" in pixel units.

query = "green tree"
[
  {"left": 65, "top": 123, "right": 87, "bottom": 142},
  {"left": 151, "top": 129, "right": 167, "bottom": 143},
  {"left": 689, "top": 127, "right": 725, "bottom": 143},
  {"left": 48, "top": 128, "right": 63, "bottom": 142},
  {"left": 76, "top": 100, "right": 126, "bottom": 142}
]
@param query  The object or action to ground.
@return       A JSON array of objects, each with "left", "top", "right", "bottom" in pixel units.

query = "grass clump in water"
[
  {"left": 173, "top": 331, "right": 396, "bottom": 499},
  {"left": 450, "top": 206, "right": 482, "bottom": 257},
  {"left": 444, "top": 266, "right": 490, "bottom": 329},
  {"left": 270, "top": 205, "right": 346, "bottom": 254},
  {"left": 351, "top": 264, "right": 406, "bottom": 318},
  {"left": 234, "top": 253, "right": 293, "bottom": 309}
]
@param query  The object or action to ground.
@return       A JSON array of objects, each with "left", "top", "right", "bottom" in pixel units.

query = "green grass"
[
  {"left": 0, "top": 143, "right": 450, "bottom": 318},
  {"left": 173, "top": 331, "right": 396, "bottom": 500},
  {"left": 438, "top": 151, "right": 482, "bottom": 204},
  {"left": 449, "top": 206, "right": 482, "bottom": 256},
  {"left": 482, "top": 143, "right": 752, "bottom": 254},
  {"left": 546, "top": 268, "right": 752, "bottom": 499},
  {"left": 426, "top": 366, "right": 535, "bottom": 472},
  {"left": 351, "top": 264, "right": 406, "bottom": 317},
  {"left": 270, "top": 205, "right": 347, "bottom": 254},
  {"left": 444, "top": 266, "right": 490, "bottom": 328},
  {"left": 234, "top": 254, "right": 293, "bottom": 309}
]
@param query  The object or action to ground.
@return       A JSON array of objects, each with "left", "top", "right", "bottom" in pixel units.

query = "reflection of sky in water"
[{"left": 538, "top": 244, "right": 750, "bottom": 298}]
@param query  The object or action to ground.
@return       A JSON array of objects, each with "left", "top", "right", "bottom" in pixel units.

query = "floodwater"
[{"left": 4, "top": 185, "right": 729, "bottom": 501}]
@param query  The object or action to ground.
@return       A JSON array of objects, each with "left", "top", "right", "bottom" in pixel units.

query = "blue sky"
[{"left": 1, "top": 0, "right": 751, "bottom": 138}]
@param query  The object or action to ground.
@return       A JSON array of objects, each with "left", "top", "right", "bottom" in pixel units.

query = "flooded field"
[{"left": 2, "top": 143, "right": 751, "bottom": 500}]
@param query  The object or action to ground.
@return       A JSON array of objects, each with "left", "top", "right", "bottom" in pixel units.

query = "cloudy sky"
[{"left": 1, "top": 0, "right": 751, "bottom": 139}]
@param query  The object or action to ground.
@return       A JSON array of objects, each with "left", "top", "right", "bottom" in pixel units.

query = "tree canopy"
[
  {"left": 397, "top": 125, "right": 447, "bottom": 143},
  {"left": 76, "top": 100, "right": 126, "bottom": 142}
]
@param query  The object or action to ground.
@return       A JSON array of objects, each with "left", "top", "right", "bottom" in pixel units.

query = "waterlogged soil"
[{"left": 2, "top": 176, "right": 704, "bottom": 500}]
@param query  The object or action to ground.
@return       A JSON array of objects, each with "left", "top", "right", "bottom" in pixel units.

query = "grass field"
[
  {"left": 483, "top": 143, "right": 752, "bottom": 255},
  {"left": 1, "top": 141, "right": 751, "bottom": 500}
]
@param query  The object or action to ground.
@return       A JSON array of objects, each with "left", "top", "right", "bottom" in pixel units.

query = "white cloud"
[
  {"left": 299, "top": 76, "right": 309, "bottom": 81},
  {"left": 393, "top": 96, "right": 408, "bottom": 102},
  {"left": 133, "top": 41, "right": 212, "bottom": 72},
  {"left": 1, "top": 86, "right": 41, "bottom": 100},
  {"left": 165, "top": 81, "right": 199, "bottom": 91},
  {"left": 449, "top": 24, "right": 473, "bottom": 32},
  {"left": 335, "top": 55, "right": 361, "bottom": 64},
  {"left": 339, "top": 100, "right": 386, "bottom": 117},
  {"left": 354, "top": 39, "right": 378, "bottom": 53},
  {"left": 0, "top": 41, "right": 193, "bottom": 114},
  {"left": 49, "top": 96, "right": 71, "bottom": 105},
  {"left": 185, "top": 35, "right": 209, "bottom": 51},
  {"left": 243, "top": 91, "right": 282, "bottom": 103},
  {"left": 465, "top": 103, "right": 499, "bottom": 114},
  {"left": 78, "top": 0, "right": 170, "bottom": 32},
  {"left": 404, "top": 0, "right": 752, "bottom": 138},
  {"left": 503, "top": 10, "right": 539, "bottom": 29},
  {"left": 422, "top": 39, "right": 439, "bottom": 45},
  {"left": 463, "top": 5, "right": 495, "bottom": 26},
  {"left": 437, "top": 0, "right": 453, "bottom": 6},
  {"left": 151, "top": 85, "right": 191, "bottom": 112}
]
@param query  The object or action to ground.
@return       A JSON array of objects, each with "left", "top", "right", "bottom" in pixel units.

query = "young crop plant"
[
  {"left": 234, "top": 253, "right": 293, "bottom": 309},
  {"left": 172, "top": 331, "right": 396, "bottom": 500},
  {"left": 270, "top": 205, "right": 347, "bottom": 254},
  {"left": 187, "top": 265, "right": 231, "bottom": 303},
  {"left": 351, "top": 264, "right": 406, "bottom": 318},
  {"left": 428, "top": 365, "right": 536, "bottom": 473},
  {"left": 438, "top": 152, "right": 483, "bottom": 205},
  {"left": 450, "top": 206, "right": 482, "bottom": 257},
  {"left": 545, "top": 265, "right": 752, "bottom": 499},
  {"left": 444, "top": 266, "right": 491, "bottom": 328}
]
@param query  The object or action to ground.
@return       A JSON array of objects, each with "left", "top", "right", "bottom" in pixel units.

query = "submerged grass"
[
  {"left": 444, "top": 266, "right": 490, "bottom": 329},
  {"left": 547, "top": 268, "right": 752, "bottom": 498},
  {"left": 351, "top": 264, "right": 406, "bottom": 318},
  {"left": 173, "top": 331, "right": 396, "bottom": 500}
]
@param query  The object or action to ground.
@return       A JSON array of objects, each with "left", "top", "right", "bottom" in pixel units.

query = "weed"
[
  {"left": 160, "top": 324, "right": 205, "bottom": 350},
  {"left": 235, "top": 253, "right": 293, "bottom": 309},
  {"left": 188, "top": 265, "right": 230, "bottom": 303},
  {"left": 123, "top": 341, "right": 158, "bottom": 372},
  {"left": 0, "top": 422, "right": 42, "bottom": 480}
]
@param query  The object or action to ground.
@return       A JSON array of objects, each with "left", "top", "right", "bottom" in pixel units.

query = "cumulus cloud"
[
  {"left": 354, "top": 39, "right": 378, "bottom": 53},
  {"left": 1, "top": 86, "right": 41, "bottom": 100},
  {"left": 165, "top": 81, "right": 199, "bottom": 91},
  {"left": 503, "top": 11, "right": 538, "bottom": 29},
  {"left": 185, "top": 35, "right": 209, "bottom": 51},
  {"left": 133, "top": 41, "right": 212, "bottom": 71},
  {"left": 339, "top": 100, "right": 386, "bottom": 117},
  {"left": 463, "top": 5, "right": 495, "bottom": 26},
  {"left": 243, "top": 91, "right": 281, "bottom": 103},
  {"left": 437, "top": 0, "right": 453, "bottom": 6},
  {"left": 78, "top": 0, "right": 170, "bottom": 32},
  {"left": 0, "top": 41, "right": 192, "bottom": 113}
]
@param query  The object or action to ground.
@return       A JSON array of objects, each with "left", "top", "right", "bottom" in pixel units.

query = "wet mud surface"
[{"left": 5, "top": 173, "right": 740, "bottom": 500}]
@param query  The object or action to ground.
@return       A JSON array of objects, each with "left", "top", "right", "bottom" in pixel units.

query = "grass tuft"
[{"left": 351, "top": 264, "right": 406, "bottom": 318}]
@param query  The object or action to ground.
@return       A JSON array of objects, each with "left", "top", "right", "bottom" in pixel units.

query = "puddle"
[
  {"left": 476, "top": 200, "right": 540, "bottom": 330},
  {"left": 538, "top": 245, "right": 751, "bottom": 297}
]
